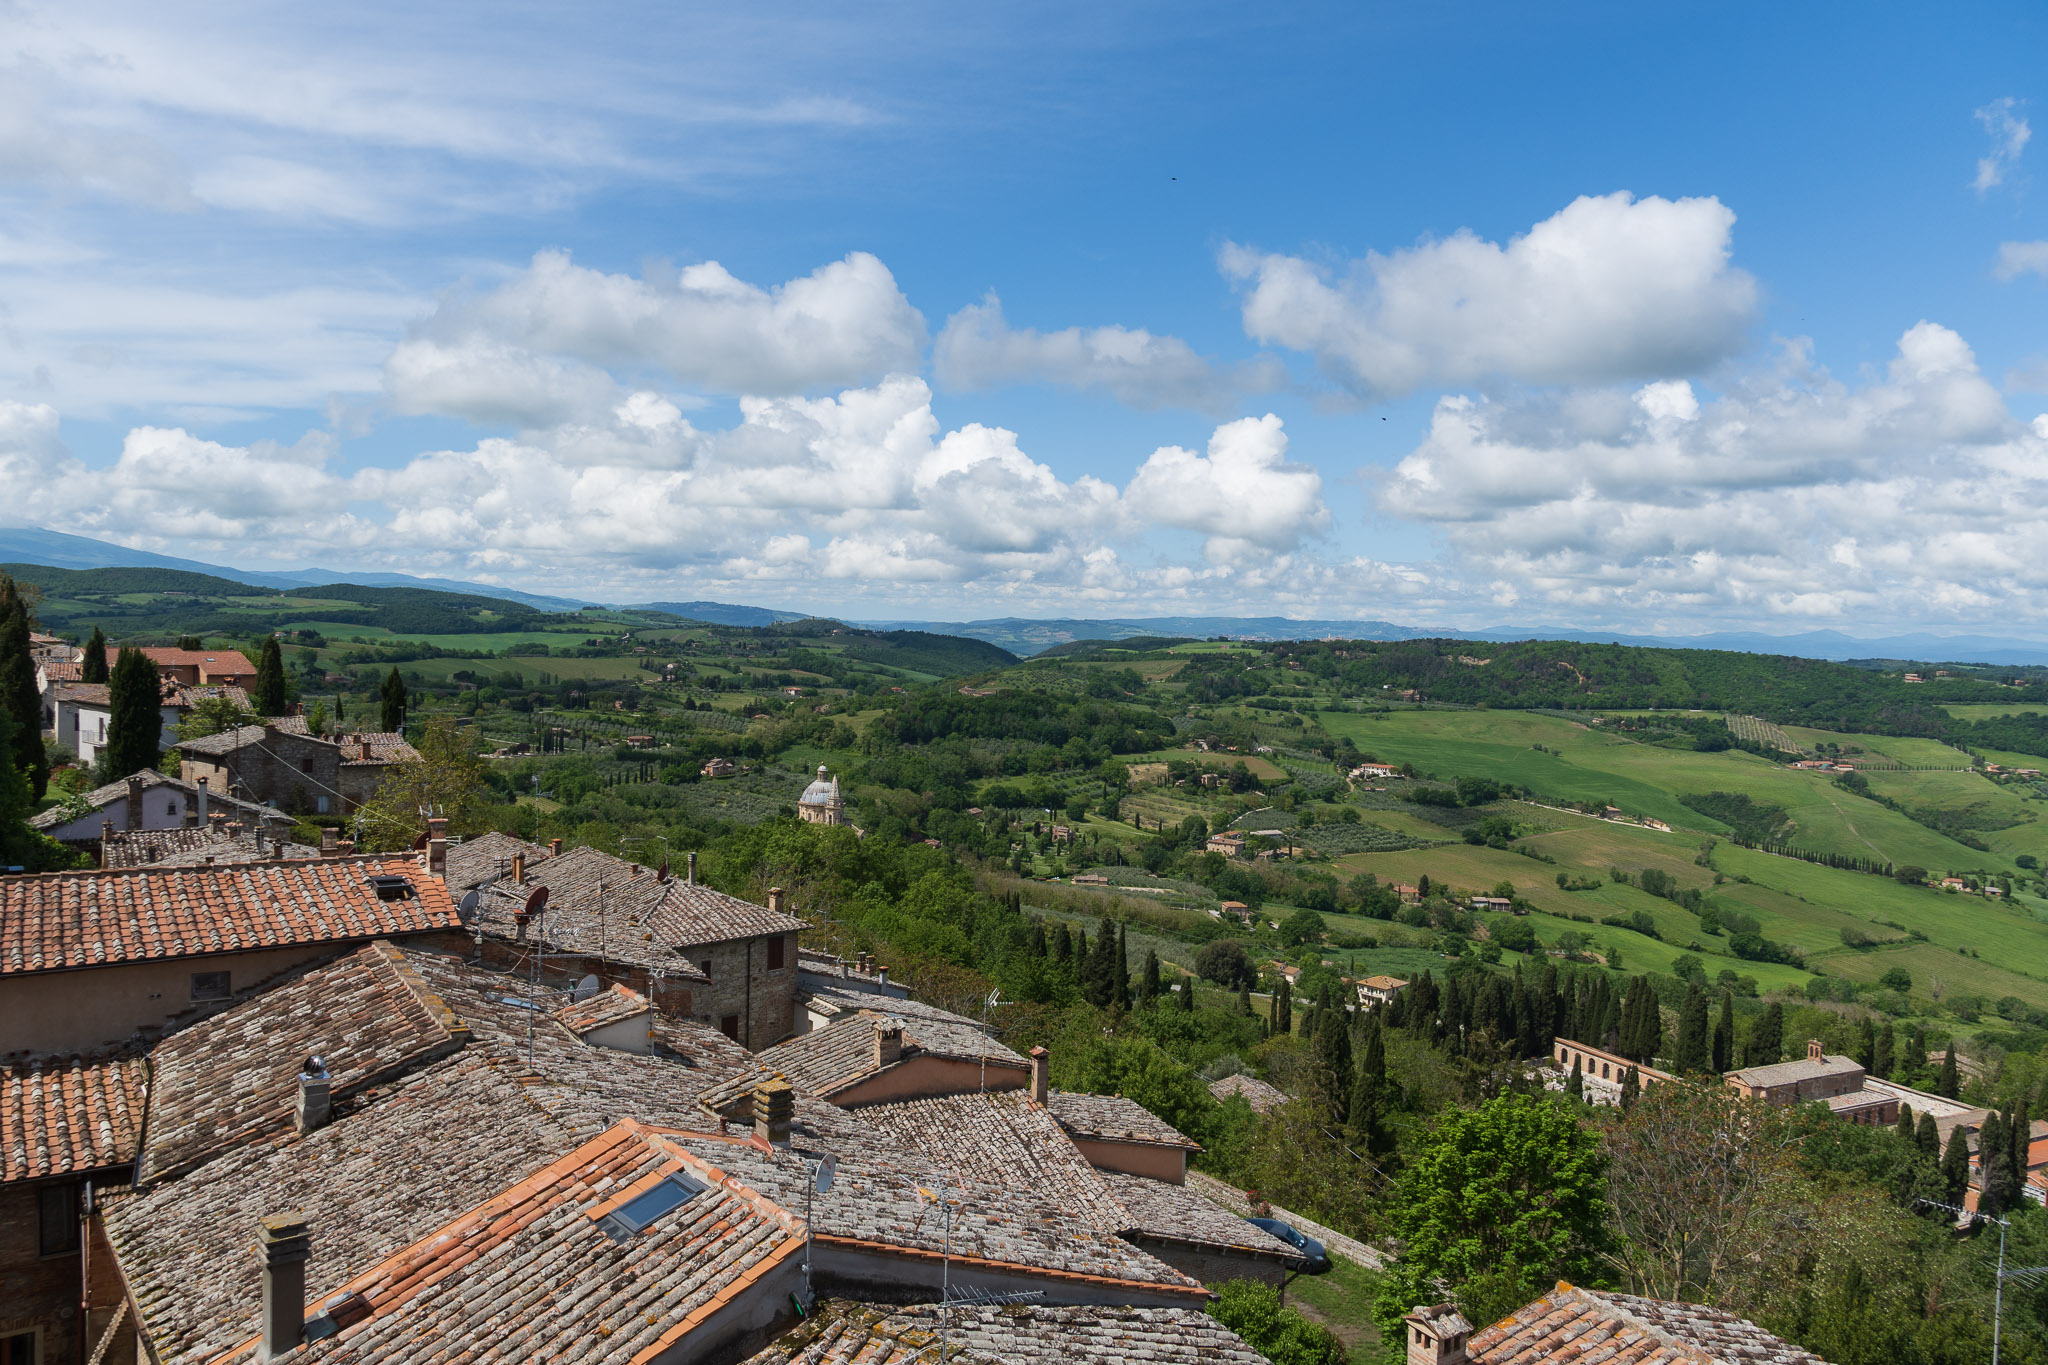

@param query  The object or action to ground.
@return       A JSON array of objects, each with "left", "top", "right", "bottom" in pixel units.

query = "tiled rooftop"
[
  {"left": 743, "top": 1300, "right": 1271, "bottom": 1365},
  {"left": 0, "top": 856, "right": 459, "bottom": 975},
  {"left": 750, "top": 1009, "right": 1025, "bottom": 1100},
  {"left": 176, "top": 721, "right": 415, "bottom": 766},
  {"left": 473, "top": 845, "right": 803, "bottom": 973},
  {"left": 555, "top": 981, "right": 652, "bottom": 1036},
  {"left": 1726, "top": 1054, "right": 1862, "bottom": 1089},
  {"left": 1208, "top": 1073, "right": 1288, "bottom": 1112},
  {"left": 100, "top": 823, "right": 319, "bottom": 868},
  {"left": 1047, "top": 1091, "right": 1202, "bottom": 1149},
  {"left": 440, "top": 829, "right": 554, "bottom": 890},
  {"left": 1470, "top": 1282, "right": 1828, "bottom": 1364},
  {"left": 106, "top": 646, "right": 256, "bottom": 673},
  {"left": 1, "top": 1048, "right": 147, "bottom": 1183},
  {"left": 235, "top": 1123, "right": 805, "bottom": 1364},
  {"left": 1096, "top": 1169, "right": 1297, "bottom": 1258},
  {"left": 140, "top": 942, "right": 470, "bottom": 1182},
  {"left": 28, "top": 768, "right": 280, "bottom": 832}
]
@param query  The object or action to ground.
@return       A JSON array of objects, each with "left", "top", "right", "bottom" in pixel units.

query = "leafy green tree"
[
  {"left": 80, "top": 625, "right": 109, "bottom": 684},
  {"left": 1208, "top": 1280, "right": 1344, "bottom": 1365},
  {"left": 1374, "top": 1092, "right": 1610, "bottom": 1337},
  {"left": 1196, "top": 938, "right": 1256, "bottom": 990},
  {"left": 1278, "top": 907, "right": 1325, "bottom": 947},
  {"left": 252, "top": 636, "right": 287, "bottom": 717},
  {"left": 177, "top": 695, "right": 256, "bottom": 741},
  {"left": 380, "top": 666, "right": 408, "bottom": 733},
  {"left": 357, "top": 715, "right": 489, "bottom": 849},
  {"left": 1880, "top": 966, "right": 1912, "bottom": 993},
  {"left": 103, "top": 647, "right": 163, "bottom": 780},
  {"left": 0, "top": 575, "right": 47, "bottom": 798}
]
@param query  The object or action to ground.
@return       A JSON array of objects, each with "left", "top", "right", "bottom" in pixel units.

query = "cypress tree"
[
  {"left": 1747, "top": 1002, "right": 1784, "bottom": 1067},
  {"left": 0, "top": 701, "right": 37, "bottom": 868},
  {"left": 2012, "top": 1100, "right": 2031, "bottom": 1199},
  {"left": 1275, "top": 976, "right": 1292, "bottom": 1034},
  {"left": 1112, "top": 924, "right": 1130, "bottom": 1011},
  {"left": 1712, "top": 992, "right": 1734, "bottom": 1074},
  {"left": 1349, "top": 1018, "right": 1392, "bottom": 1155},
  {"left": 0, "top": 576, "right": 46, "bottom": 799},
  {"left": 1140, "top": 950, "right": 1161, "bottom": 1007},
  {"left": 1943, "top": 1122, "right": 1972, "bottom": 1203},
  {"left": 1874, "top": 1022, "right": 1895, "bottom": 1080},
  {"left": 1050, "top": 926, "right": 1071, "bottom": 968},
  {"left": 380, "top": 667, "right": 408, "bottom": 733},
  {"left": 1981, "top": 1112, "right": 2015, "bottom": 1216},
  {"left": 1854, "top": 1017, "right": 1876, "bottom": 1073},
  {"left": 1236, "top": 984, "right": 1252, "bottom": 1017},
  {"left": 1938, "top": 1044, "right": 1960, "bottom": 1100},
  {"left": 103, "top": 647, "right": 163, "bottom": 780},
  {"left": 1566, "top": 1056, "right": 1584, "bottom": 1103},
  {"left": 1315, "top": 1012, "right": 1353, "bottom": 1124},
  {"left": 1674, "top": 985, "right": 1710, "bottom": 1074},
  {"left": 1917, "top": 1112, "right": 1940, "bottom": 1162},
  {"left": 1896, "top": 1102, "right": 1917, "bottom": 1142},
  {"left": 252, "top": 636, "right": 287, "bottom": 717},
  {"left": 1177, "top": 975, "right": 1194, "bottom": 1012},
  {"left": 81, "top": 625, "right": 109, "bottom": 684},
  {"left": 1620, "top": 1064, "right": 1641, "bottom": 1111}
]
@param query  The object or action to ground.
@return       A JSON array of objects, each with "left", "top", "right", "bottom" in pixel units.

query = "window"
[
  {"left": 3, "top": 1331, "right": 35, "bottom": 1365},
  {"left": 39, "top": 1181, "right": 79, "bottom": 1256},
  {"left": 596, "top": 1171, "right": 707, "bottom": 1242},
  {"left": 698, "top": 960, "right": 712, "bottom": 981},
  {"left": 317, "top": 797, "right": 330, "bottom": 814},
  {"left": 766, "top": 937, "right": 785, "bottom": 971},
  {"left": 190, "top": 971, "right": 232, "bottom": 1002},
  {"left": 166, "top": 798, "right": 177, "bottom": 816},
  {"left": 719, "top": 1015, "right": 740, "bottom": 1041}
]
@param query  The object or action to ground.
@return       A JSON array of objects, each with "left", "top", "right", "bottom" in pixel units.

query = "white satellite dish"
[
  {"left": 573, "top": 974, "right": 602, "bottom": 1003},
  {"left": 815, "top": 1154, "right": 836, "bottom": 1193},
  {"left": 457, "top": 890, "right": 481, "bottom": 919}
]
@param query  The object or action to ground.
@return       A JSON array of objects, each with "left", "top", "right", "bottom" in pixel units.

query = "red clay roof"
[
  {"left": 1, "top": 1048, "right": 148, "bottom": 1183},
  {"left": 0, "top": 857, "right": 459, "bottom": 975},
  {"left": 1471, "top": 1282, "right": 1827, "bottom": 1364},
  {"left": 106, "top": 646, "right": 256, "bottom": 674}
]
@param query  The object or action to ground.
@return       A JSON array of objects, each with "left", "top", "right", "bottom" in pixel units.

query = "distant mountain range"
[{"left": 10, "top": 526, "right": 2048, "bottom": 667}]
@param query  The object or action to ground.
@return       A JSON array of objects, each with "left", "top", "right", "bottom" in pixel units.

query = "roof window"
[
  {"left": 367, "top": 874, "right": 414, "bottom": 901},
  {"left": 598, "top": 1171, "right": 707, "bottom": 1242}
]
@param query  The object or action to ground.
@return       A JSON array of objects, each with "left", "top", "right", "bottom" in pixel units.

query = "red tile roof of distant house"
[
  {"left": 0, "top": 856, "right": 459, "bottom": 975},
  {"left": 1, "top": 1048, "right": 148, "bottom": 1183},
  {"left": 105, "top": 646, "right": 256, "bottom": 675},
  {"left": 1470, "top": 1281, "right": 1827, "bottom": 1364}
]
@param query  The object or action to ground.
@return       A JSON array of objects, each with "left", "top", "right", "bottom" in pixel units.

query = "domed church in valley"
[{"left": 797, "top": 764, "right": 847, "bottom": 826}]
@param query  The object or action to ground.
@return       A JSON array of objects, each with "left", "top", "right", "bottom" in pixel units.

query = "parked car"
[{"left": 1247, "top": 1217, "right": 1331, "bottom": 1273}]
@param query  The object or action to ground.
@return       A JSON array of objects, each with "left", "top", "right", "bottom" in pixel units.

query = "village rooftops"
[
  {"left": 1468, "top": 1280, "right": 1827, "bottom": 1364},
  {"left": 103, "top": 645, "right": 256, "bottom": 677},
  {"left": 27, "top": 767, "right": 280, "bottom": 833},
  {"left": 176, "top": 720, "right": 418, "bottom": 766},
  {"left": 100, "top": 822, "right": 320, "bottom": 868},
  {"left": 554, "top": 981, "right": 654, "bottom": 1037},
  {"left": 736, "top": 1007, "right": 1028, "bottom": 1101},
  {"left": 0, "top": 1047, "right": 147, "bottom": 1184},
  {"left": 1046, "top": 1091, "right": 1203, "bottom": 1151},
  {"left": 1725, "top": 1052, "right": 1863, "bottom": 1091},
  {"left": 0, "top": 856, "right": 459, "bottom": 976},
  {"left": 1207, "top": 1073, "right": 1288, "bottom": 1113},
  {"left": 440, "top": 829, "right": 555, "bottom": 890},
  {"left": 742, "top": 1300, "right": 1271, "bottom": 1365}
]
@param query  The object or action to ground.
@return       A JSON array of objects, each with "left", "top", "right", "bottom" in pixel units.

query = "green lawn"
[{"left": 1281, "top": 1253, "right": 1385, "bottom": 1363}]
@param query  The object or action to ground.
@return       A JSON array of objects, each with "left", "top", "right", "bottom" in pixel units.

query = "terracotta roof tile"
[
  {"left": 743, "top": 1300, "right": 1270, "bottom": 1365},
  {"left": 0, "top": 856, "right": 459, "bottom": 975},
  {"left": 440, "top": 829, "right": 553, "bottom": 891},
  {"left": 1046, "top": 1091, "right": 1201, "bottom": 1150},
  {"left": 748, "top": 1008, "right": 1025, "bottom": 1100},
  {"left": 1470, "top": 1283, "right": 1829, "bottom": 1365},
  {"left": 554, "top": 981, "right": 652, "bottom": 1036},
  {"left": 1207, "top": 1073, "right": 1288, "bottom": 1113},
  {"left": 1, "top": 1048, "right": 147, "bottom": 1183},
  {"left": 139, "top": 942, "right": 470, "bottom": 1182}
]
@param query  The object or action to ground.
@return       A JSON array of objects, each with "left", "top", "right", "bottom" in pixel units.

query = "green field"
[{"left": 1318, "top": 708, "right": 2020, "bottom": 875}]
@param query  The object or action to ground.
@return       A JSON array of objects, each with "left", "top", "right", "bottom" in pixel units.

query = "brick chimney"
[
  {"left": 256, "top": 1212, "right": 312, "bottom": 1361},
  {"left": 1030, "top": 1046, "right": 1049, "bottom": 1105},
  {"left": 551, "top": 838, "right": 564, "bottom": 858},
  {"left": 753, "top": 1076, "right": 793, "bottom": 1149},
  {"left": 1808, "top": 1038, "right": 1825, "bottom": 1062},
  {"left": 125, "top": 775, "right": 143, "bottom": 830},
  {"left": 296, "top": 1057, "right": 331, "bottom": 1133},
  {"left": 768, "top": 886, "right": 786, "bottom": 916},
  {"left": 875, "top": 1020, "right": 904, "bottom": 1070},
  {"left": 511, "top": 851, "right": 526, "bottom": 884},
  {"left": 1402, "top": 1304, "right": 1473, "bottom": 1365},
  {"left": 100, "top": 820, "right": 114, "bottom": 869},
  {"left": 426, "top": 817, "right": 448, "bottom": 879}
]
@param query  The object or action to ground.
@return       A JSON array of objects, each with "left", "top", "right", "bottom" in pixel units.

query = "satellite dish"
[
  {"left": 815, "top": 1154, "right": 837, "bottom": 1193},
  {"left": 574, "top": 974, "right": 601, "bottom": 1002},
  {"left": 523, "top": 885, "right": 550, "bottom": 916},
  {"left": 457, "top": 890, "right": 481, "bottom": 919}
]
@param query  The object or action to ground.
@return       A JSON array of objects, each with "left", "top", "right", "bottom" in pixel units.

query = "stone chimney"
[
  {"left": 837, "top": 956, "right": 848, "bottom": 981},
  {"left": 1808, "top": 1038, "right": 1825, "bottom": 1062},
  {"left": 254, "top": 822, "right": 268, "bottom": 855},
  {"left": 125, "top": 775, "right": 143, "bottom": 830},
  {"left": 320, "top": 827, "right": 338, "bottom": 855},
  {"left": 768, "top": 886, "right": 786, "bottom": 916},
  {"left": 511, "top": 851, "right": 526, "bottom": 884},
  {"left": 876, "top": 966, "right": 889, "bottom": 988},
  {"left": 685, "top": 851, "right": 697, "bottom": 884},
  {"left": 256, "top": 1212, "right": 312, "bottom": 1362},
  {"left": 196, "top": 776, "right": 209, "bottom": 824},
  {"left": 550, "top": 838, "right": 564, "bottom": 858},
  {"left": 1030, "top": 1046, "right": 1049, "bottom": 1105},
  {"left": 296, "top": 1057, "right": 331, "bottom": 1134},
  {"left": 753, "top": 1077, "right": 793, "bottom": 1149},
  {"left": 874, "top": 1020, "right": 904, "bottom": 1070},
  {"left": 1402, "top": 1304, "right": 1473, "bottom": 1365},
  {"left": 100, "top": 820, "right": 115, "bottom": 869},
  {"left": 426, "top": 817, "right": 448, "bottom": 879}
]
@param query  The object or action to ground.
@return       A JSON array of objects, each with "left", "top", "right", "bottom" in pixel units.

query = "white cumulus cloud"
[
  {"left": 1221, "top": 193, "right": 1758, "bottom": 400},
  {"left": 1975, "top": 97, "right": 2031, "bottom": 193},
  {"left": 1996, "top": 240, "right": 2048, "bottom": 281},
  {"left": 1124, "top": 413, "right": 1329, "bottom": 558},
  {"left": 933, "top": 292, "right": 1282, "bottom": 413}
]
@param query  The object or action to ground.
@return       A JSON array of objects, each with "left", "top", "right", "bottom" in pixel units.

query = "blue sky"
[{"left": 3, "top": 1, "right": 2046, "bottom": 633}]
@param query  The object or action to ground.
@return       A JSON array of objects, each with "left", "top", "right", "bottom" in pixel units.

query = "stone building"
[
  {"left": 176, "top": 721, "right": 416, "bottom": 816},
  {"left": 1725, "top": 1039, "right": 1899, "bottom": 1126},
  {"left": 797, "top": 765, "right": 848, "bottom": 826}
]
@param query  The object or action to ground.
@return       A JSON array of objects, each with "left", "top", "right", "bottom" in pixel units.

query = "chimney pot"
[
  {"left": 254, "top": 823, "right": 268, "bottom": 854},
  {"left": 685, "top": 851, "right": 697, "bottom": 884},
  {"left": 875, "top": 1020, "right": 904, "bottom": 1070},
  {"left": 768, "top": 886, "right": 785, "bottom": 915},
  {"left": 297, "top": 1058, "right": 331, "bottom": 1133},
  {"left": 320, "top": 827, "right": 338, "bottom": 854},
  {"left": 511, "top": 851, "right": 526, "bottom": 884},
  {"left": 550, "top": 838, "right": 564, "bottom": 858},
  {"left": 1029, "top": 1046, "right": 1049, "bottom": 1105},
  {"left": 752, "top": 1077, "right": 794, "bottom": 1149},
  {"left": 256, "top": 1211, "right": 313, "bottom": 1362}
]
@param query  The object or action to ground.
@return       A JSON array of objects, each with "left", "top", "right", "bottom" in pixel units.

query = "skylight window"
[{"left": 598, "top": 1171, "right": 707, "bottom": 1241}]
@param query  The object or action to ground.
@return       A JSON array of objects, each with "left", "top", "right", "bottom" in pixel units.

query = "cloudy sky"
[{"left": 2, "top": 2, "right": 2046, "bottom": 635}]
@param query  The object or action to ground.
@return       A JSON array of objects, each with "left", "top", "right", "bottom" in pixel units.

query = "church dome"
[{"left": 799, "top": 765, "right": 840, "bottom": 805}]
